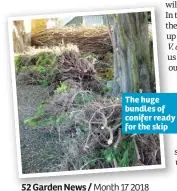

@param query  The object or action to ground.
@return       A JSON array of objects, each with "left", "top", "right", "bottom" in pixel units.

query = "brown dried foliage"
[{"left": 31, "top": 26, "right": 112, "bottom": 54}]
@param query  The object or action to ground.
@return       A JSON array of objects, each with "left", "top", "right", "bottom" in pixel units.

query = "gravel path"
[{"left": 17, "top": 84, "right": 62, "bottom": 174}]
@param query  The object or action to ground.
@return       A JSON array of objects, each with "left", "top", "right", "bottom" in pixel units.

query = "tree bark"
[
  {"left": 13, "top": 21, "right": 31, "bottom": 53},
  {"left": 107, "top": 12, "right": 154, "bottom": 95}
]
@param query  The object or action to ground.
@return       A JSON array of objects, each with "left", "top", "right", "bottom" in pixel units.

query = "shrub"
[
  {"left": 14, "top": 55, "right": 22, "bottom": 73},
  {"left": 36, "top": 52, "right": 56, "bottom": 66},
  {"left": 102, "top": 138, "right": 136, "bottom": 167},
  {"left": 74, "top": 93, "right": 94, "bottom": 105}
]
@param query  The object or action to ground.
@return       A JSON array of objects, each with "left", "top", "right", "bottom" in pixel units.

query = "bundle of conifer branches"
[{"left": 31, "top": 26, "right": 112, "bottom": 54}]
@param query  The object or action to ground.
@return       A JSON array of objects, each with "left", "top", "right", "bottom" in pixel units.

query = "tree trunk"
[
  {"left": 107, "top": 12, "right": 154, "bottom": 95},
  {"left": 13, "top": 21, "right": 31, "bottom": 53}
]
